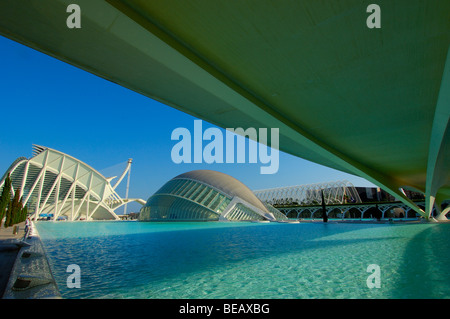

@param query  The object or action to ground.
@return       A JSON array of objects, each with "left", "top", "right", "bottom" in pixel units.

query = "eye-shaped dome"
[
  {"left": 173, "top": 170, "right": 270, "bottom": 214},
  {"left": 139, "top": 170, "right": 286, "bottom": 222}
]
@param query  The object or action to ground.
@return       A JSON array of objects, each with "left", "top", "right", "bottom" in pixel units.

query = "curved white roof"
[
  {"left": 173, "top": 170, "right": 269, "bottom": 214},
  {"left": 141, "top": 169, "right": 287, "bottom": 221}
]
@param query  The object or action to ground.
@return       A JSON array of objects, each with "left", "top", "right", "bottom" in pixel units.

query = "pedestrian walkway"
[{"left": 0, "top": 222, "right": 25, "bottom": 297}]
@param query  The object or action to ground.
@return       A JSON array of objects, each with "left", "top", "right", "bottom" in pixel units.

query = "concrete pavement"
[{"left": 0, "top": 222, "right": 25, "bottom": 297}]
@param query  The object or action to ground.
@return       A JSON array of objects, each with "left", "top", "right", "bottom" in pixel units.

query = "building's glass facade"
[
  {"left": 139, "top": 170, "right": 287, "bottom": 222},
  {"left": 225, "top": 203, "right": 265, "bottom": 221},
  {"left": 139, "top": 178, "right": 232, "bottom": 221}
]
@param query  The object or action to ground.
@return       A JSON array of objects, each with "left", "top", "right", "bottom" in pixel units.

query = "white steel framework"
[
  {"left": 0, "top": 145, "right": 145, "bottom": 221},
  {"left": 278, "top": 202, "right": 427, "bottom": 220},
  {"left": 254, "top": 180, "right": 362, "bottom": 206}
]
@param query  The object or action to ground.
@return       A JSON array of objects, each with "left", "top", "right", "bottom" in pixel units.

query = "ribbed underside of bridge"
[{"left": 0, "top": 0, "right": 448, "bottom": 219}]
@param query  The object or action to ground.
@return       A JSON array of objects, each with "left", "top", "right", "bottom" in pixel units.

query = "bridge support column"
[
  {"left": 435, "top": 199, "right": 449, "bottom": 221},
  {"left": 423, "top": 44, "right": 450, "bottom": 221}
]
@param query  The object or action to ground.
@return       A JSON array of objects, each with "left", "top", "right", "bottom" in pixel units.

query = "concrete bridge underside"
[{"left": 0, "top": 1, "right": 448, "bottom": 220}]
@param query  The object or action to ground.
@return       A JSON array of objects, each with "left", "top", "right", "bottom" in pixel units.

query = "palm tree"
[{"left": 5, "top": 188, "right": 22, "bottom": 228}]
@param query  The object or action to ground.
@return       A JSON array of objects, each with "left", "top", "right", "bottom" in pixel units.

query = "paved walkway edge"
[{"left": 2, "top": 222, "right": 62, "bottom": 299}]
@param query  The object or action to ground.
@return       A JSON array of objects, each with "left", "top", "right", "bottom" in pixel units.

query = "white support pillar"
[
  {"left": 24, "top": 150, "right": 49, "bottom": 207},
  {"left": 424, "top": 44, "right": 450, "bottom": 220},
  {"left": 40, "top": 174, "right": 62, "bottom": 212},
  {"left": 35, "top": 168, "right": 46, "bottom": 218},
  {"left": 435, "top": 198, "right": 450, "bottom": 221},
  {"left": 436, "top": 206, "right": 450, "bottom": 221},
  {"left": 123, "top": 161, "right": 132, "bottom": 215},
  {"left": 20, "top": 161, "right": 30, "bottom": 194},
  {"left": 73, "top": 190, "right": 91, "bottom": 221},
  {"left": 112, "top": 158, "right": 132, "bottom": 190},
  {"left": 23, "top": 167, "right": 45, "bottom": 206},
  {"left": 54, "top": 171, "right": 78, "bottom": 221},
  {"left": 85, "top": 172, "right": 93, "bottom": 220}
]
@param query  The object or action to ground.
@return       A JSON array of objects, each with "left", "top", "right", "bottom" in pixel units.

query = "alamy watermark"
[
  {"left": 66, "top": 4, "right": 81, "bottom": 29},
  {"left": 66, "top": 4, "right": 380, "bottom": 30},
  {"left": 66, "top": 3, "right": 381, "bottom": 29},
  {"left": 171, "top": 120, "right": 279, "bottom": 174},
  {"left": 366, "top": 4, "right": 381, "bottom": 29},
  {"left": 67, "top": 264, "right": 81, "bottom": 288},
  {"left": 366, "top": 264, "right": 381, "bottom": 289}
]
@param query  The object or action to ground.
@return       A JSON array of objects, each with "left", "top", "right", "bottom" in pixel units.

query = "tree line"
[{"left": 0, "top": 174, "right": 28, "bottom": 228}]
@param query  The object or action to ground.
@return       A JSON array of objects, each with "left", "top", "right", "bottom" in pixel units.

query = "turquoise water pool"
[{"left": 35, "top": 221, "right": 450, "bottom": 299}]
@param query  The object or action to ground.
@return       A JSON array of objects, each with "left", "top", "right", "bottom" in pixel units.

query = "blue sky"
[{"left": 0, "top": 35, "right": 376, "bottom": 213}]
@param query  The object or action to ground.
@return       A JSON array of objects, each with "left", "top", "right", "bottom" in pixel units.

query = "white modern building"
[
  {"left": 0, "top": 145, "right": 145, "bottom": 221},
  {"left": 139, "top": 170, "right": 287, "bottom": 222},
  {"left": 254, "top": 180, "right": 362, "bottom": 206}
]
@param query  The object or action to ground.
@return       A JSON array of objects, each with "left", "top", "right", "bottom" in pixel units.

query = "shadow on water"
[
  {"left": 390, "top": 223, "right": 450, "bottom": 299},
  {"left": 38, "top": 221, "right": 407, "bottom": 298}
]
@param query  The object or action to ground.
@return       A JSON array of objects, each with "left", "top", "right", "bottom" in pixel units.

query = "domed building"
[{"left": 139, "top": 170, "right": 287, "bottom": 222}]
